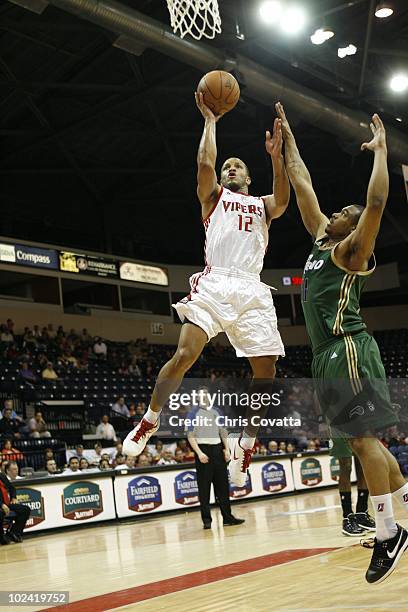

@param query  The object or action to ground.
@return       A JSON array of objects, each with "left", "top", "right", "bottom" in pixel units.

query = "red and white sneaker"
[
  {"left": 228, "top": 435, "right": 253, "bottom": 487},
  {"left": 123, "top": 417, "right": 160, "bottom": 457}
]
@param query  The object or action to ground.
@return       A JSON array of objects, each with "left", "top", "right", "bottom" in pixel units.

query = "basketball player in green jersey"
[{"left": 276, "top": 102, "right": 408, "bottom": 584}]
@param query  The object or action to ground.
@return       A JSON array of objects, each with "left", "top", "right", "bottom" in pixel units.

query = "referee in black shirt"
[{"left": 186, "top": 389, "right": 245, "bottom": 529}]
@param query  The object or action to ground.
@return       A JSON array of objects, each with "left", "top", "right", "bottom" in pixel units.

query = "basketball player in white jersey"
[{"left": 123, "top": 93, "right": 289, "bottom": 486}]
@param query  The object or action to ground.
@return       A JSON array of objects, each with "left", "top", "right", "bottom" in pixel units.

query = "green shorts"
[
  {"left": 312, "top": 332, "right": 398, "bottom": 437},
  {"left": 329, "top": 437, "right": 352, "bottom": 459}
]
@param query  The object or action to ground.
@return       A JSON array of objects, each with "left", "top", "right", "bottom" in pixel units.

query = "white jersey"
[{"left": 203, "top": 186, "right": 268, "bottom": 275}]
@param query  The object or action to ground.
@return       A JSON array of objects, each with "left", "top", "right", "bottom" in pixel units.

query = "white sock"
[
  {"left": 393, "top": 482, "right": 408, "bottom": 512},
  {"left": 240, "top": 431, "right": 255, "bottom": 450},
  {"left": 371, "top": 493, "right": 398, "bottom": 542},
  {"left": 144, "top": 406, "right": 160, "bottom": 424}
]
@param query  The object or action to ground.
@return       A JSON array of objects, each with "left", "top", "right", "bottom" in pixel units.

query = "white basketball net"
[{"left": 166, "top": 0, "right": 222, "bottom": 40}]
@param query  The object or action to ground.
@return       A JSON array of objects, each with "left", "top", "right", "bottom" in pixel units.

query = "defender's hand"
[
  {"left": 195, "top": 92, "right": 220, "bottom": 122},
  {"left": 275, "top": 102, "right": 292, "bottom": 139},
  {"left": 265, "top": 118, "right": 283, "bottom": 159},
  {"left": 361, "top": 114, "right": 387, "bottom": 152}
]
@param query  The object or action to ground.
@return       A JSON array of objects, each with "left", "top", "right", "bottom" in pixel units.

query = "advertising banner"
[
  {"left": 59, "top": 251, "right": 117, "bottom": 278},
  {"left": 261, "top": 461, "right": 288, "bottom": 492},
  {"left": 62, "top": 481, "right": 104, "bottom": 520},
  {"left": 15, "top": 244, "right": 58, "bottom": 270},
  {"left": 119, "top": 262, "right": 168, "bottom": 286},
  {"left": 174, "top": 470, "right": 199, "bottom": 506},
  {"left": 127, "top": 475, "right": 162, "bottom": 513},
  {"left": 15, "top": 487, "right": 45, "bottom": 528},
  {"left": 15, "top": 476, "right": 115, "bottom": 531},
  {"left": 0, "top": 243, "right": 16, "bottom": 263}
]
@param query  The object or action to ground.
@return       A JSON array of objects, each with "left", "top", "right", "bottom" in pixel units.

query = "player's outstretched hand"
[
  {"left": 195, "top": 92, "right": 220, "bottom": 122},
  {"left": 361, "top": 114, "right": 387, "bottom": 152},
  {"left": 275, "top": 102, "right": 292, "bottom": 139},
  {"left": 265, "top": 118, "right": 283, "bottom": 159}
]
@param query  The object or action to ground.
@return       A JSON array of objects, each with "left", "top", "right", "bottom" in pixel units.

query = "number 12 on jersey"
[{"left": 238, "top": 215, "right": 252, "bottom": 232}]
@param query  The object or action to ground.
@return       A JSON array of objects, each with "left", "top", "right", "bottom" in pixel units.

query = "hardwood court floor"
[{"left": 1, "top": 488, "right": 407, "bottom": 612}]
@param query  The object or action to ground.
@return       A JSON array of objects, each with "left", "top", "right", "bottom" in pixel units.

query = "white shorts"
[{"left": 173, "top": 266, "right": 285, "bottom": 358}]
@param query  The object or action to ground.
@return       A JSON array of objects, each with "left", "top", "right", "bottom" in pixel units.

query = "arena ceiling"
[{"left": 1, "top": 0, "right": 408, "bottom": 288}]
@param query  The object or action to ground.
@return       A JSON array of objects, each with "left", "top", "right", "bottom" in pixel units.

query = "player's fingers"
[
  {"left": 266, "top": 130, "right": 271, "bottom": 140},
  {"left": 370, "top": 122, "right": 375, "bottom": 134},
  {"left": 361, "top": 142, "right": 368, "bottom": 151}
]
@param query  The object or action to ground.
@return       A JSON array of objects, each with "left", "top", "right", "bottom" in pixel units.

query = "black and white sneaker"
[
  {"left": 365, "top": 524, "right": 408, "bottom": 584},
  {"left": 355, "top": 511, "right": 376, "bottom": 532},
  {"left": 342, "top": 513, "right": 366, "bottom": 536}
]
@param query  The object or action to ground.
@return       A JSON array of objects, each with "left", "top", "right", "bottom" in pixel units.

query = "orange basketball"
[{"left": 197, "top": 70, "right": 240, "bottom": 117}]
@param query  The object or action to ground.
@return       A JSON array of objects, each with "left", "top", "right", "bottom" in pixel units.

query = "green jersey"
[{"left": 301, "top": 237, "right": 375, "bottom": 353}]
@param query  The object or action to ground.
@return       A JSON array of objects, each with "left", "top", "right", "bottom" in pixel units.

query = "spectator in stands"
[
  {"left": 96, "top": 415, "right": 117, "bottom": 442},
  {"left": 114, "top": 454, "right": 126, "bottom": 469},
  {"left": 128, "top": 403, "right": 137, "bottom": 419},
  {"left": 81, "top": 328, "right": 92, "bottom": 344},
  {"left": 1, "top": 439, "right": 24, "bottom": 462},
  {"left": 42, "top": 362, "right": 59, "bottom": 381},
  {"left": 267, "top": 441, "right": 278, "bottom": 455},
  {"left": 0, "top": 324, "right": 14, "bottom": 346},
  {"left": 118, "top": 361, "right": 130, "bottom": 376},
  {"left": 175, "top": 448, "right": 184, "bottom": 464},
  {"left": 0, "top": 399, "right": 19, "bottom": 420},
  {"left": 278, "top": 441, "right": 287, "bottom": 454},
  {"left": 88, "top": 443, "right": 103, "bottom": 466},
  {"left": 257, "top": 444, "right": 268, "bottom": 456},
  {"left": 32, "top": 325, "right": 41, "bottom": 339},
  {"left": 64, "top": 457, "right": 80, "bottom": 474},
  {"left": 112, "top": 441, "right": 123, "bottom": 459},
  {"left": 28, "top": 412, "right": 51, "bottom": 439},
  {"left": 19, "top": 362, "right": 38, "bottom": 387},
  {"left": 112, "top": 396, "right": 130, "bottom": 418},
  {"left": 44, "top": 448, "right": 54, "bottom": 462},
  {"left": 47, "top": 323, "right": 56, "bottom": 339},
  {"left": 46, "top": 459, "right": 58, "bottom": 475},
  {"left": 74, "top": 445, "right": 86, "bottom": 460},
  {"left": 3, "top": 461, "right": 22, "bottom": 481},
  {"left": 177, "top": 439, "right": 194, "bottom": 462},
  {"left": 286, "top": 442, "right": 296, "bottom": 453},
  {"left": 137, "top": 454, "right": 150, "bottom": 467},
  {"left": 128, "top": 357, "right": 141, "bottom": 377},
  {"left": 101, "top": 453, "right": 111, "bottom": 463},
  {"left": 0, "top": 470, "right": 30, "bottom": 544},
  {"left": 151, "top": 440, "right": 164, "bottom": 460},
  {"left": 6, "top": 319, "right": 14, "bottom": 334},
  {"left": 59, "top": 351, "right": 79, "bottom": 369},
  {"left": 125, "top": 456, "right": 136, "bottom": 469},
  {"left": 306, "top": 440, "right": 317, "bottom": 452},
  {"left": 79, "top": 458, "right": 90, "bottom": 471},
  {"left": 0, "top": 407, "right": 22, "bottom": 440},
  {"left": 99, "top": 459, "right": 111, "bottom": 471},
  {"left": 23, "top": 330, "right": 37, "bottom": 350},
  {"left": 157, "top": 450, "right": 176, "bottom": 466},
  {"left": 93, "top": 338, "right": 107, "bottom": 360}
]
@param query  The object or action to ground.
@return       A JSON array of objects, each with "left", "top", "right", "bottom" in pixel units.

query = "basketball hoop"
[{"left": 166, "top": 0, "right": 222, "bottom": 40}]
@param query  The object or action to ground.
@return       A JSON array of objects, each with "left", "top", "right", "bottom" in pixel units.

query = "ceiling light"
[
  {"left": 390, "top": 73, "right": 408, "bottom": 92},
  {"left": 375, "top": 3, "right": 394, "bottom": 18},
  {"left": 280, "top": 6, "right": 307, "bottom": 34},
  {"left": 259, "top": 1, "right": 283, "bottom": 24},
  {"left": 311, "top": 27, "right": 334, "bottom": 45},
  {"left": 396, "top": 117, "right": 402, "bottom": 122},
  {"left": 338, "top": 44, "right": 357, "bottom": 58}
]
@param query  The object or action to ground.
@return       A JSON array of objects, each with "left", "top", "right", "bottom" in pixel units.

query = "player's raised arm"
[
  {"left": 263, "top": 118, "right": 290, "bottom": 227},
  {"left": 337, "top": 114, "right": 389, "bottom": 271},
  {"left": 195, "top": 92, "right": 221, "bottom": 218},
  {"left": 276, "top": 102, "right": 328, "bottom": 238}
]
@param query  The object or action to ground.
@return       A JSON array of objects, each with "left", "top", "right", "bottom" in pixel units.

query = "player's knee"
[
  {"left": 173, "top": 346, "right": 198, "bottom": 372},
  {"left": 349, "top": 437, "right": 370, "bottom": 456},
  {"left": 251, "top": 356, "right": 278, "bottom": 378}
]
